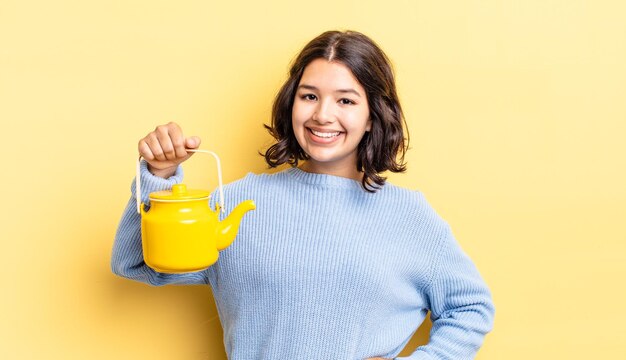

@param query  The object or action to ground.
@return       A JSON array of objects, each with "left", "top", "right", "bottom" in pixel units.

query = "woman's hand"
[{"left": 138, "top": 122, "right": 201, "bottom": 178}]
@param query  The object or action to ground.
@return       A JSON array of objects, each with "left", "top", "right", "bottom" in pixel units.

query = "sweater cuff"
[{"left": 130, "top": 160, "right": 184, "bottom": 205}]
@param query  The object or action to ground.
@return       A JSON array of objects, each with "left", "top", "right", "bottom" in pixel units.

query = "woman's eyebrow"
[{"left": 297, "top": 84, "right": 361, "bottom": 98}]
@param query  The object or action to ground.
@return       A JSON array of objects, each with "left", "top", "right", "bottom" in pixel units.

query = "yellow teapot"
[{"left": 136, "top": 149, "right": 255, "bottom": 274}]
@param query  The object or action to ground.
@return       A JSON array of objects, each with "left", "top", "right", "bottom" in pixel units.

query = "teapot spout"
[{"left": 215, "top": 200, "right": 256, "bottom": 250}]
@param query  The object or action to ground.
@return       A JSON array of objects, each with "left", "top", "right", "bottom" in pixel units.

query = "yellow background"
[{"left": 1, "top": 0, "right": 624, "bottom": 358}]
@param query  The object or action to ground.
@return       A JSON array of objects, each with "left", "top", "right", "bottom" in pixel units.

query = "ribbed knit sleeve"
[
  {"left": 398, "top": 227, "right": 495, "bottom": 360},
  {"left": 110, "top": 161, "right": 209, "bottom": 286}
]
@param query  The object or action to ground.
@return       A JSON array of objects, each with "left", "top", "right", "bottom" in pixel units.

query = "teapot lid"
[{"left": 149, "top": 184, "right": 210, "bottom": 201}]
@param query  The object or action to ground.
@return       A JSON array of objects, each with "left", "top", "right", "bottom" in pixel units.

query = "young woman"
[{"left": 112, "top": 30, "right": 495, "bottom": 360}]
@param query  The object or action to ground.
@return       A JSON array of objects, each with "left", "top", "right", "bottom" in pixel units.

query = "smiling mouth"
[{"left": 308, "top": 128, "right": 342, "bottom": 138}]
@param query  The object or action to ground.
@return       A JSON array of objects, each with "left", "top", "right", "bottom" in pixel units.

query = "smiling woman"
[
  {"left": 291, "top": 58, "right": 372, "bottom": 181},
  {"left": 112, "top": 29, "right": 495, "bottom": 360},
  {"left": 264, "top": 30, "right": 409, "bottom": 192}
]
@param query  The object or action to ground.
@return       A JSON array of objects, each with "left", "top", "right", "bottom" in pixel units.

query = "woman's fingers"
[
  {"left": 185, "top": 136, "right": 201, "bottom": 149},
  {"left": 137, "top": 122, "right": 201, "bottom": 177},
  {"left": 146, "top": 131, "right": 166, "bottom": 161},
  {"left": 138, "top": 139, "right": 154, "bottom": 160},
  {"left": 165, "top": 122, "right": 189, "bottom": 159},
  {"left": 155, "top": 124, "right": 177, "bottom": 160}
]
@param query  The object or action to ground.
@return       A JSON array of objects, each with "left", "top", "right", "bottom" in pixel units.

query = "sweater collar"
[{"left": 285, "top": 167, "right": 371, "bottom": 191}]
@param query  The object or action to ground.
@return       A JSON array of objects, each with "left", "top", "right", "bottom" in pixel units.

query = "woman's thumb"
[{"left": 185, "top": 136, "right": 201, "bottom": 149}]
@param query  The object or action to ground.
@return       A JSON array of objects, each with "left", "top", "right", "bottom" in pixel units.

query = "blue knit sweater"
[{"left": 112, "top": 161, "right": 494, "bottom": 360}]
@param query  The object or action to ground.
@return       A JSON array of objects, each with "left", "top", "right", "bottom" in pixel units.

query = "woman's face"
[{"left": 292, "top": 58, "right": 371, "bottom": 179}]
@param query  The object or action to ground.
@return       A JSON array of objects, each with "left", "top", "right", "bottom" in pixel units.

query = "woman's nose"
[{"left": 312, "top": 100, "right": 335, "bottom": 123}]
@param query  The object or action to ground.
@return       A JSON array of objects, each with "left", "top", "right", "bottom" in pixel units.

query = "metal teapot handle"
[{"left": 136, "top": 149, "right": 225, "bottom": 214}]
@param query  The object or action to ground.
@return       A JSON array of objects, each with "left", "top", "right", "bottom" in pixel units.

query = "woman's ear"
[{"left": 366, "top": 118, "right": 372, "bottom": 132}]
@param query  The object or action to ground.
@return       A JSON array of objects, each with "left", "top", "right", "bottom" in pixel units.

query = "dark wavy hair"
[{"left": 263, "top": 30, "right": 409, "bottom": 192}]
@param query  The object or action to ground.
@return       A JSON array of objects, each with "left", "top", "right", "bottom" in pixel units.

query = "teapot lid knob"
[
  {"left": 172, "top": 184, "right": 187, "bottom": 196},
  {"left": 149, "top": 183, "right": 209, "bottom": 201}
]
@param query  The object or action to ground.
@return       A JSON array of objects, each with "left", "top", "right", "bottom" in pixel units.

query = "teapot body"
[{"left": 141, "top": 198, "right": 218, "bottom": 273}]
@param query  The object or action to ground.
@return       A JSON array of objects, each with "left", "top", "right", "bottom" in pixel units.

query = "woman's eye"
[
  {"left": 340, "top": 98, "right": 355, "bottom": 105},
  {"left": 301, "top": 94, "right": 317, "bottom": 101}
]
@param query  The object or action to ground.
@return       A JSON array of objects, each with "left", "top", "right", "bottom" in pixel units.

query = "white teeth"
[{"left": 311, "top": 129, "right": 341, "bottom": 138}]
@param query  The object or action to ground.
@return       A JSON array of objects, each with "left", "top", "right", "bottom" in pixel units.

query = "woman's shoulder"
[
  {"left": 223, "top": 168, "right": 291, "bottom": 189},
  {"left": 381, "top": 182, "right": 450, "bottom": 232},
  {"left": 216, "top": 168, "right": 292, "bottom": 200},
  {"left": 380, "top": 181, "right": 430, "bottom": 207}
]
